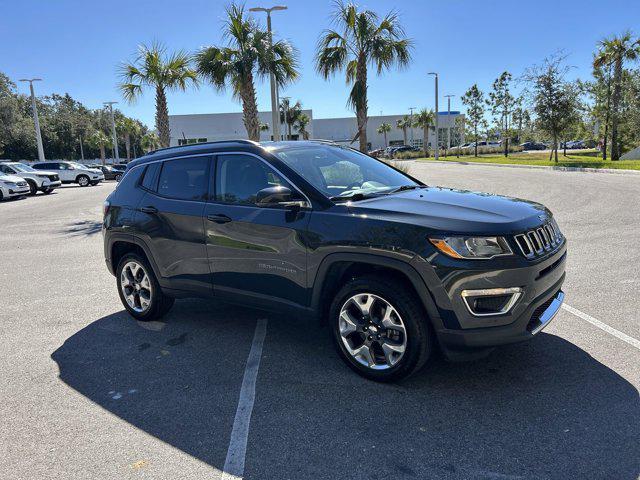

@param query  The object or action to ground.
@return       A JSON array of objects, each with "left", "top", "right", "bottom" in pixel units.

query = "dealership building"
[{"left": 169, "top": 110, "right": 463, "bottom": 151}]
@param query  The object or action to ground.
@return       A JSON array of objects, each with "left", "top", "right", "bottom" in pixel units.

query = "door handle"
[
  {"left": 140, "top": 206, "right": 158, "bottom": 214},
  {"left": 207, "top": 213, "right": 232, "bottom": 224}
]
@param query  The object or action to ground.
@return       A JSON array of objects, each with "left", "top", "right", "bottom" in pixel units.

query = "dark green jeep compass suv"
[{"left": 103, "top": 140, "right": 566, "bottom": 381}]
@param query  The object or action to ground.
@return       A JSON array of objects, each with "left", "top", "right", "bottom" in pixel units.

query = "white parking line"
[
  {"left": 562, "top": 303, "right": 640, "bottom": 351},
  {"left": 221, "top": 318, "right": 268, "bottom": 480}
]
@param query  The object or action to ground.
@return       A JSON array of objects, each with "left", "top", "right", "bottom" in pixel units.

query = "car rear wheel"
[
  {"left": 329, "top": 275, "right": 432, "bottom": 382},
  {"left": 116, "top": 253, "right": 174, "bottom": 321},
  {"left": 77, "top": 175, "right": 90, "bottom": 187},
  {"left": 42, "top": 187, "right": 53, "bottom": 194},
  {"left": 115, "top": 173, "right": 123, "bottom": 182}
]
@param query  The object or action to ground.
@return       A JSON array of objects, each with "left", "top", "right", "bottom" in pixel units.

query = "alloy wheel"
[
  {"left": 120, "top": 261, "right": 153, "bottom": 313},
  {"left": 338, "top": 293, "right": 407, "bottom": 370},
  {"left": 78, "top": 176, "right": 89, "bottom": 187}
]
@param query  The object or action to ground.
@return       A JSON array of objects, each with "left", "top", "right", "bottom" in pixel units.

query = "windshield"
[
  {"left": 12, "top": 163, "right": 37, "bottom": 173},
  {"left": 269, "top": 144, "right": 418, "bottom": 200}
]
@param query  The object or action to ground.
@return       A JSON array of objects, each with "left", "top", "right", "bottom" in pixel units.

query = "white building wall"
[
  {"left": 168, "top": 110, "right": 314, "bottom": 146},
  {"left": 168, "top": 110, "right": 463, "bottom": 151},
  {"left": 313, "top": 113, "right": 464, "bottom": 151}
]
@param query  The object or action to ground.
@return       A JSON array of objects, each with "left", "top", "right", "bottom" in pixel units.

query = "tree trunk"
[
  {"left": 552, "top": 134, "right": 558, "bottom": 163},
  {"left": 383, "top": 131, "right": 387, "bottom": 148},
  {"left": 240, "top": 72, "right": 260, "bottom": 141},
  {"left": 155, "top": 86, "right": 170, "bottom": 148},
  {"left": 355, "top": 54, "right": 368, "bottom": 153},
  {"left": 402, "top": 128, "right": 408, "bottom": 145},
  {"left": 610, "top": 58, "right": 623, "bottom": 160},
  {"left": 125, "top": 133, "right": 131, "bottom": 161},
  {"left": 99, "top": 145, "right": 106, "bottom": 164},
  {"left": 474, "top": 125, "right": 478, "bottom": 157},
  {"left": 423, "top": 127, "right": 429, "bottom": 157}
]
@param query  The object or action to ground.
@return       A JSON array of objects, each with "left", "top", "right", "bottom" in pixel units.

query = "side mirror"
[{"left": 256, "top": 186, "right": 304, "bottom": 208}]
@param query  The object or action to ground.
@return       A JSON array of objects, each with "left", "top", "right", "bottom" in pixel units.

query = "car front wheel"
[
  {"left": 116, "top": 253, "right": 174, "bottom": 321},
  {"left": 329, "top": 275, "right": 432, "bottom": 382},
  {"left": 77, "top": 175, "right": 90, "bottom": 187}
]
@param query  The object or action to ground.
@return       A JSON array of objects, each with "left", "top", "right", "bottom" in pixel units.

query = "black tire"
[
  {"left": 77, "top": 174, "right": 90, "bottom": 187},
  {"left": 27, "top": 180, "right": 38, "bottom": 196},
  {"left": 115, "top": 173, "right": 123, "bottom": 182},
  {"left": 0, "top": 190, "right": 3, "bottom": 201},
  {"left": 116, "top": 253, "right": 174, "bottom": 321},
  {"left": 42, "top": 188, "right": 53, "bottom": 195},
  {"left": 329, "top": 274, "right": 432, "bottom": 382}
]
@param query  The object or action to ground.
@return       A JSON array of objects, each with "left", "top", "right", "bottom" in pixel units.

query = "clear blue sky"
[{"left": 2, "top": 0, "right": 638, "bottom": 128}]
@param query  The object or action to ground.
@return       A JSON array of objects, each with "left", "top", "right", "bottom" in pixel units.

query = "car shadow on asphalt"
[
  {"left": 51, "top": 299, "right": 640, "bottom": 479},
  {"left": 61, "top": 220, "right": 103, "bottom": 236}
]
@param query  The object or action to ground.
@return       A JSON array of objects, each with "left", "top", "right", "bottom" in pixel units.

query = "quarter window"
[
  {"left": 157, "top": 156, "right": 209, "bottom": 201},
  {"left": 141, "top": 163, "right": 160, "bottom": 191},
  {"left": 215, "top": 154, "right": 289, "bottom": 205}
]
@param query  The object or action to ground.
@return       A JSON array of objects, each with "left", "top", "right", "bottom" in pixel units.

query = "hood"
[
  {"left": 0, "top": 174, "right": 26, "bottom": 183},
  {"left": 348, "top": 187, "right": 551, "bottom": 235}
]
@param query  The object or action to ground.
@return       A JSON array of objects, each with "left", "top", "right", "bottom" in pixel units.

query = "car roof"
[{"left": 125, "top": 139, "right": 350, "bottom": 170}]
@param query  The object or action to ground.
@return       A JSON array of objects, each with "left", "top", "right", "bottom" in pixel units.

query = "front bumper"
[
  {"left": 5, "top": 185, "right": 30, "bottom": 197},
  {"left": 42, "top": 180, "right": 61, "bottom": 189},
  {"left": 413, "top": 241, "right": 567, "bottom": 355}
]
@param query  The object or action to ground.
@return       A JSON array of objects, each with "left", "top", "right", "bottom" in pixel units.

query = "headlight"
[{"left": 429, "top": 236, "right": 512, "bottom": 259}]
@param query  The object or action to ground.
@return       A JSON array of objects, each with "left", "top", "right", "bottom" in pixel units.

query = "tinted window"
[
  {"left": 215, "top": 154, "right": 289, "bottom": 205},
  {"left": 0, "top": 164, "right": 15, "bottom": 174},
  {"left": 141, "top": 163, "right": 160, "bottom": 191},
  {"left": 34, "top": 163, "right": 56, "bottom": 169},
  {"left": 157, "top": 156, "right": 209, "bottom": 201}
]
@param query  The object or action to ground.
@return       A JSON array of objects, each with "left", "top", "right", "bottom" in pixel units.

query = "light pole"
[
  {"left": 408, "top": 106, "right": 416, "bottom": 147},
  {"left": 250, "top": 5, "right": 287, "bottom": 141},
  {"left": 444, "top": 94, "right": 455, "bottom": 157},
  {"left": 19, "top": 78, "right": 45, "bottom": 161},
  {"left": 428, "top": 72, "right": 439, "bottom": 160},
  {"left": 104, "top": 102, "right": 120, "bottom": 163}
]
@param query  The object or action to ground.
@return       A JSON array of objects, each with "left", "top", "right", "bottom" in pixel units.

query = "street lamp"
[
  {"left": 408, "top": 106, "right": 416, "bottom": 147},
  {"left": 444, "top": 94, "right": 455, "bottom": 157},
  {"left": 249, "top": 5, "right": 287, "bottom": 141},
  {"left": 428, "top": 72, "right": 439, "bottom": 161},
  {"left": 104, "top": 102, "right": 120, "bottom": 163},
  {"left": 19, "top": 78, "right": 45, "bottom": 161}
]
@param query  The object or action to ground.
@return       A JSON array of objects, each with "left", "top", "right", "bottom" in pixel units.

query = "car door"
[
  {"left": 56, "top": 163, "right": 76, "bottom": 182},
  {"left": 203, "top": 153, "right": 310, "bottom": 309},
  {"left": 135, "top": 156, "right": 212, "bottom": 296}
]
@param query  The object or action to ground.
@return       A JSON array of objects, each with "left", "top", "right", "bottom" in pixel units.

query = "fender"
[
  {"left": 107, "top": 232, "right": 165, "bottom": 288},
  {"left": 310, "top": 252, "right": 444, "bottom": 329}
]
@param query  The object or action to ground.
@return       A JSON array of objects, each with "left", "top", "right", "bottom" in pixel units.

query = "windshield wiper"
[
  {"left": 330, "top": 192, "right": 378, "bottom": 202},
  {"left": 386, "top": 184, "right": 426, "bottom": 194}
]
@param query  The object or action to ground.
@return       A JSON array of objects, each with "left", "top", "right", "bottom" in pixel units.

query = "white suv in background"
[
  {"left": 0, "top": 162, "right": 62, "bottom": 195},
  {"left": 32, "top": 161, "right": 104, "bottom": 187},
  {"left": 0, "top": 173, "right": 30, "bottom": 201}
]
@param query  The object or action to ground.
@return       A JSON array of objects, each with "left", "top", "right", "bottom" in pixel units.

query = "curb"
[{"left": 411, "top": 159, "right": 640, "bottom": 175}]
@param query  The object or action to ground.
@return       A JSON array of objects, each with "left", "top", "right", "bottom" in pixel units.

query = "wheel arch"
[
  {"left": 108, "top": 235, "right": 162, "bottom": 284},
  {"left": 311, "top": 253, "right": 442, "bottom": 328}
]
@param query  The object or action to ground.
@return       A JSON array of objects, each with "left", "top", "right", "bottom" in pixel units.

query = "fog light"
[{"left": 461, "top": 287, "right": 522, "bottom": 317}]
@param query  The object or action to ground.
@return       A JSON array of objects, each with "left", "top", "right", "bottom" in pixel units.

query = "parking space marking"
[
  {"left": 221, "top": 319, "right": 268, "bottom": 480},
  {"left": 562, "top": 303, "right": 640, "bottom": 350}
]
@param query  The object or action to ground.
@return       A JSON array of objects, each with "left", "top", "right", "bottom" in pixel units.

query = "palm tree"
[
  {"left": 412, "top": 109, "right": 435, "bottom": 157},
  {"left": 593, "top": 32, "right": 640, "bottom": 160},
  {"left": 316, "top": 1, "right": 412, "bottom": 152},
  {"left": 86, "top": 130, "right": 112, "bottom": 165},
  {"left": 196, "top": 4, "right": 299, "bottom": 141},
  {"left": 376, "top": 122, "right": 391, "bottom": 147},
  {"left": 140, "top": 132, "right": 161, "bottom": 153},
  {"left": 118, "top": 42, "right": 198, "bottom": 148},
  {"left": 396, "top": 116, "right": 410, "bottom": 145},
  {"left": 296, "top": 113, "right": 311, "bottom": 140},
  {"left": 280, "top": 98, "right": 303, "bottom": 140},
  {"left": 117, "top": 117, "right": 142, "bottom": 161}
]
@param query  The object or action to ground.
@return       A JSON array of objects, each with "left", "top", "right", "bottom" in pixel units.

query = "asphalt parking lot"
[{"left": 1, "top": 166, "right": 638, "bottom": 480}]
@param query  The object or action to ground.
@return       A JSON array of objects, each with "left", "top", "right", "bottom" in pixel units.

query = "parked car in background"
[
  {"left": 368, "top": 149, "right": 385, "bottom": 158},
  {"left": 32, "top": 161, "right": 104, "bottom": 187},
  {"left": 520, "top": 142, "right": 547, "bottom": 151},
  {"left": 0, "top": 162, "right": 61, "bottom": 195},
  {"left": 563, "top": 140, "right": 586, "bottom": 149},
  {"left": 0, "top": 173, "right": 30, "bottom": 200},
  {"left": 91, "top": 165, "right": 126, "bottom": 181}
]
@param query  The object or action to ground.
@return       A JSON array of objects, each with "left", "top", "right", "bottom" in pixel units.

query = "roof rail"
[{"left": 147, "top": 139, "right": 259, "bottom": 155}]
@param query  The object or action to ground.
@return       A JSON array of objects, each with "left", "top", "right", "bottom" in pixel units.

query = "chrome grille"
[
  {"left": 17, "top": 181, "right": 27, "bottom": 187},
  {"left": 515, "top": 220, "right": 563, "bottom": 259}
]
